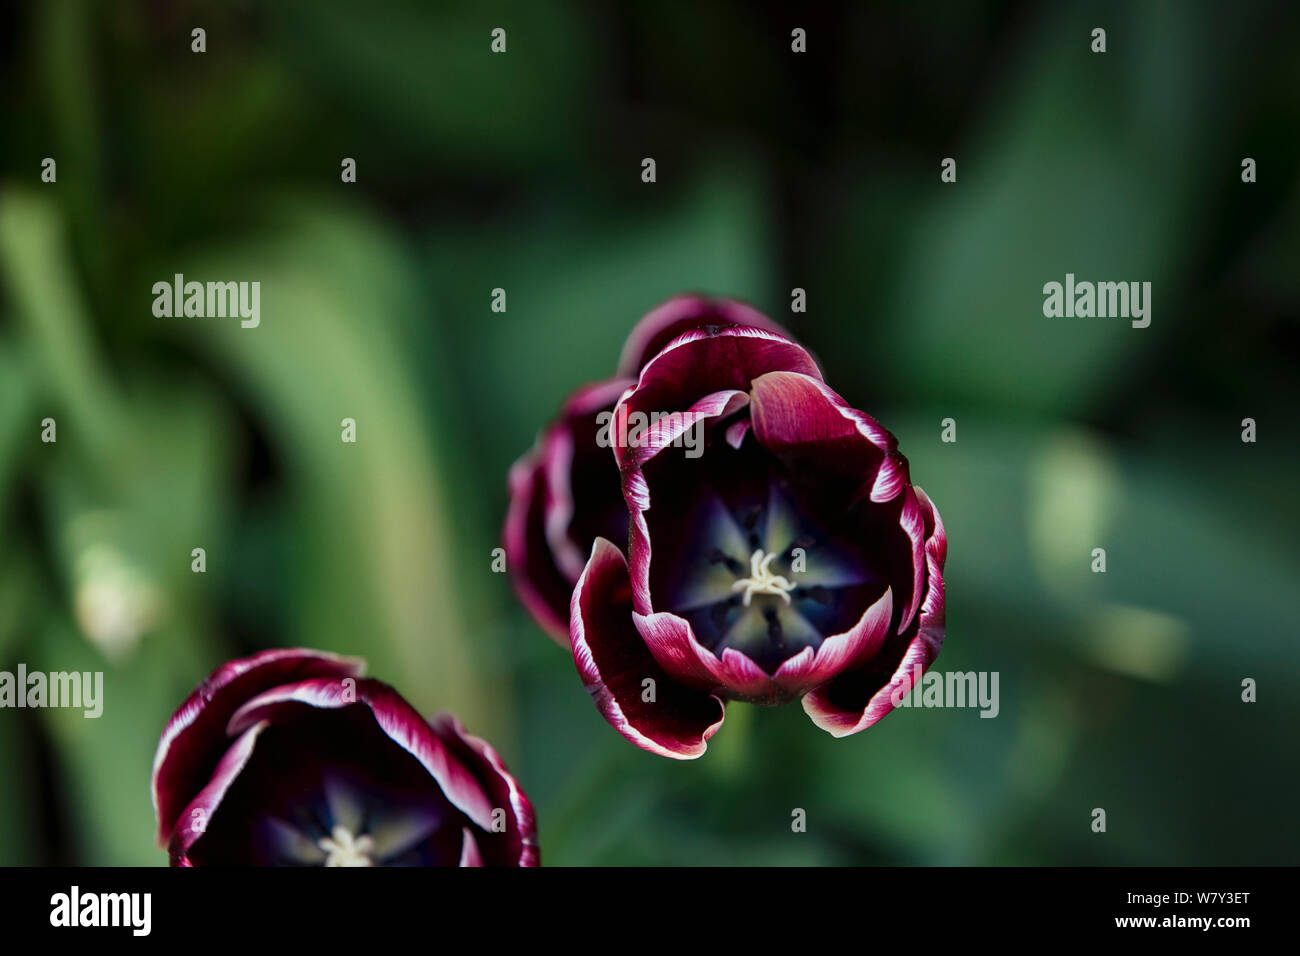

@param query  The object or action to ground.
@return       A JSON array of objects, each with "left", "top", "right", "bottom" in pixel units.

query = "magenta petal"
[
  {"left": 151, "top": 648, "right": 364, "bottom": 846},
  {"left": 774, "top": 586, "right": 894, "bottom": 696},
  {"left": 896, "top": 488, "right": 927, "bottom": 635},
  {"left": 616, "top": 295, "right": 796, "bottom": 376},
  {"left": 227, "top": 678, "right": 498, "bottom": 832},
  {"left": 749, "top": 370, "right": 909, "bottom": 506},
  {"left": 636, "top": 589, "right": 894, "bottom": 705},
  {"left": 725, "top": 419, "right": 751, "bottom": 449},
  {"left": 800, "top": 625, "right": 941, "bottom": 737},
  {"left": 168, "top": 722, "right": 268, "bottom": 864},
  {"left": 612, "top": 388, "right": 749, "bottom": 471},
  {"left": 718, "top": 646, "right": 793, "bottom": 702},
  {"left": 571, "top": 538, "right": 725, "bottom": 759},
  {"left": 631, "top": 608, "right": 728, "bottom": 688},
  {"left": 621, "top": 327, "right": 822, "bottom": 429},
  {"left": 542, "top": 378, "right": 635, "bottom": 581},
  {"left": 916, "top": 485, "right": 948, "bottom": 578},
  {"left": 504, "top": 450, "right": 574, "bottom": 641},
  {"left": 505, "top": 377, "right": 633, "bottom": 643},
  {"left": 718, "top": 647, "right": 777, "bottom": 696},
  {"left": 430, "top": 712, "right": 540, "bottom": 867},
  {"left": 802, "top": 487, "right": 947, "bottom": 737},
  {"left": 458, "top": 828, "right": 484, "bottom": 867},
  {"left": 633, "top": 610, "right": 801, "bottom": 703}
]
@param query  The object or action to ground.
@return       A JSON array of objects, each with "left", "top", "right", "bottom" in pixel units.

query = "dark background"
[{"left": 0, "top": 0, "right": 1297, "bottom": 865}]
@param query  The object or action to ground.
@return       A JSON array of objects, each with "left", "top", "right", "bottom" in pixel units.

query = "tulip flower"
[
  {"left": 508, "top": 297, "right": 946, "bottom": 757},
  {"left": 151, "top": 649, "right": 538, "bottom": 865}
]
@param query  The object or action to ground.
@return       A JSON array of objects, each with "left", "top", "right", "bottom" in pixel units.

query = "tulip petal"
[
  {"left": 633, "top": 608, "right": 802, "bottom": 704},
  {"left": 630, "top": 607, "right": 729, "bottom": 686},
  {"left": 431, "top": 712, "right": 540, "bottom": 867},
  {"left": 169, "top": 721, "right": 269, "bottom": 864},
  {"left": 612, "top": 388, "right": 750, "bottom": 471},
  {"left": 802, "top": 488, "right": 947, "bottom": 737},
  {"left": 634, "top": 588, "right": 895, "bottom": 704},
  {"left": 916, "top": 485, "right": 948, "bottom": 579},
  {"left": 620, "top": 327, "right": 822, "bottom": 433},
  {"left": 152, "top": 648, "right": 364, "bottom": 846},
  {"left": 542, "top": 378, "right": 635, "bottom": 581},
  {"left": 800, "top": 624, "right": 940, "bottom": 737},
  {"left": 617, "top": 294, "right": 796, "bottom": 376},
  {"left": 458, "top": 828, "right": 484, "bottom": 868},
  {"left": 718, "top": 646, "right": 785, "bottom": 701},
  {"left": 227, "top": 678, "right": 498, "bottom": 834},
  {"left": 774, "top": 586, "right": 894, "bottom": 696},
  {"left": 571, "top": 538, "right": 725, "bottom": 758},
  {"left": 896, "top": 488, "right": 927, "bottom": 635},
  {"left": 749, "top": 370, "right": 909, "bottom": 506},
  {"left": 505, "top": 378, "right": 632, "bottom": 642},
  {"left": 505, "top": 450, "right": 576, "bottom": 641}
]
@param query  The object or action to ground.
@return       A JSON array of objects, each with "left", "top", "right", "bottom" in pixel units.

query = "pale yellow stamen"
[
  {"left": 731, "top": 549, "right": 795, "bottom": 606},
  {"left": 319, "top": 825, "right": 376, "bottom": 867}
]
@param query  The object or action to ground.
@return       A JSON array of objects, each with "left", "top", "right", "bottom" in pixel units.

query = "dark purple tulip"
[
  {"left": 504, "top": 295, "right": 790, "bottom": 641},
  {"left": 151, "top": 649, "right": 538, "bottom": 866},
  {"left": 565, "top": 318, "right": 947, "bottom": 758}
]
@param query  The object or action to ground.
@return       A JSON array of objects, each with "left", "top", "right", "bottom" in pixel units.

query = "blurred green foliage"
[{"left": 0, "top": 0, "right": 1297, "bottom": 865}]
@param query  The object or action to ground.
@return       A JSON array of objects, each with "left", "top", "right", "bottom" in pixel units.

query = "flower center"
[
  {"left": 650, "top": 462, "right": 879, "bottom": 672},
  {"left": 730, "top": 549, "right": 796, "bottom": 606},
  {"left": 318, "top": 825, "right": 375, "bottom": 867}
]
